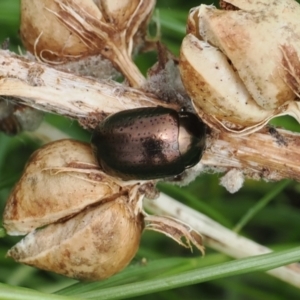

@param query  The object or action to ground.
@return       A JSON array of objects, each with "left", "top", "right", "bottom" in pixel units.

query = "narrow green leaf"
[
  {"left": 234, "top": 180, "right": 291, "bottom": 232},
  {"left": 73, "top": 247, "right": 300, "bottom": 299},
  {"left": 0, "top": 283, "right": 82, "bottom": 300}
]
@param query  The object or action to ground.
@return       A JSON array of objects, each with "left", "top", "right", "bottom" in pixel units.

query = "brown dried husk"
[
  {"left": 3, "top": 139, "right": 122, "bottom": 235},
  {"left": 180, "top": 0, "right": 300, "bottom": 133},
  {"left": 20, "top": 0, "right": 155, "bottom": 87},
  {"left": 20, "top": 0, "right": 99, "bottom": 61},
  {"left": 7, "top": 197, "right": 144, "bottom": 281}
]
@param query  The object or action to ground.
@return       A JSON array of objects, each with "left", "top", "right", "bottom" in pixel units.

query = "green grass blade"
[
  {"left": 66, "top": 246, "right": 300, "bottom": 299},
  {"left": 0, "top": 283, "right": 81, "bottom": 300},
  {"left": 234, "top": 180, "right": 291, "bottom": 232}
]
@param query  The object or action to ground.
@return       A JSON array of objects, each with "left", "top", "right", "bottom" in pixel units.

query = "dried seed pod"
[
  {"left": 180, "top": 34, "right": 274, "bottom": 130},
  {"left": 198, "top": 3, "right": 298, "bottom": 110},
  {"left": 7, "top": 197, "right": 144, "bottom": 281},
  {"left": 20, "top": 0, "right": 155, "bottom": 86},
  {"left": 20, "top": 0, "right": 95, "bottom": 60},
  {"left": 3, "top": 139, "right": 147, "bottom": 280},
  {"left": 180, "top": 0, "right": 300, "bottom": 133},
  {"left": 3, "top": 139, "right": 126, "bottom": 235}
]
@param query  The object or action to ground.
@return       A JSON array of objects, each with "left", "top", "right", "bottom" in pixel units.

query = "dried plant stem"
[
  {"left": 203, "top": 128, "right": 300, "bottom": 182},
  {"left": 0, "top": 50, "right": 175, "bottom": 127},
  {"left": 144, "top": 194, "right": 300, "bottom": 289},
  {"left": 113, "top": 47, "right": 146, "bottom": 87}
]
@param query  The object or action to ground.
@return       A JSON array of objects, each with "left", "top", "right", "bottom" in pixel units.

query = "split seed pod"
[
  {"left": 7, "top": 197, "right": 143, "bottom": 281},
  {"left": 3, "top": 139, "right": 125, "bottom": 235},
  {"left": 180, "top": 0, "right": 300, "bottom": 133},
  {"left": 20, "top": 0, "right": 156, "bottom": 86},
  {"left": 3, "top": 139, "right": 145, "bottom": 280}
]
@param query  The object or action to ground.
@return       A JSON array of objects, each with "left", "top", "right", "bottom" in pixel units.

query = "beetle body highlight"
[{"left": 91, "top": 107, "right": 206, "bottom": 180}]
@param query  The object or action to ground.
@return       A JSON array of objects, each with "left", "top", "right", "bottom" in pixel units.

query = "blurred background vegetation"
[{"left": 1, "top": 1, "right": 300, "bottom": 299}]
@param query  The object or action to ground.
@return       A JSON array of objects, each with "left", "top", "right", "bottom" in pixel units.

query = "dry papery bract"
[
  {"left": 180, "top": 0, "right": 300, "bottom": 134},
  {"left": 3, "top": 139, "right": 204, "bottom": 280},
  {"left": 20, "top": 0, "right": 156, "bottom": 87}
]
